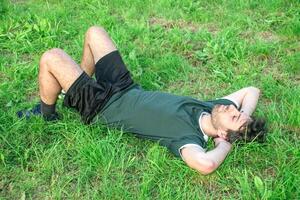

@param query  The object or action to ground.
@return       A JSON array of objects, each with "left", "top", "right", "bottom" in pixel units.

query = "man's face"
[{"left": 211, "top": 104, "right": 248, "bottom": 136}]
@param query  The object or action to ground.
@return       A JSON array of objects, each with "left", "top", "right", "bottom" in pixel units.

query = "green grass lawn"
[{"left": 0, "top": 0, "right": 299, "bottom": 199}]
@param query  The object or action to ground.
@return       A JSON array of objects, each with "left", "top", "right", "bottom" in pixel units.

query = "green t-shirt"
[{"left": 96, "top": 84, "right": 237, "bottom": 158}]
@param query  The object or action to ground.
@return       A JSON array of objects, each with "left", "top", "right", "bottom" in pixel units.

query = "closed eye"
[{"left": 239, "top": 124, "right": 247, "bottom": 132}]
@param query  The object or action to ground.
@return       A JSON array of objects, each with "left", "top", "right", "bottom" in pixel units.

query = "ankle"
[{"left": 41, "top": 100, "right": 56, "bottom": 116}]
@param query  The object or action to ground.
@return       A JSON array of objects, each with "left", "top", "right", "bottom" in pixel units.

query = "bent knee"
[
  {"left": 87, "top": 25, "right": 106, "bottom": 33},
  {"left": 85, "top": 25, "right": 106, "bottom": 41},
  {"left": 40, "top": 48, "right": 65, "bottom": 66}
]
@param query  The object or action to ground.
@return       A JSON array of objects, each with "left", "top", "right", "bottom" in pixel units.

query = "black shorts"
[{"left": 63, "top": 50, "right": 134, "bottom": 124}]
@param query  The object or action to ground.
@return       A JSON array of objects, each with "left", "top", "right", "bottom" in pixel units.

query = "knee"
[
  {"left": 85, "top": 25, "right": 106, "bottom": 42},
  {"left": 39, "top": 48, "right": 65, "bottom": 67}
]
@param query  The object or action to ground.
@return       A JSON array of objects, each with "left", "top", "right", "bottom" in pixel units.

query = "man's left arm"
[
  {"left": 181, "top": 138, "right": 232, "bottom": 175},
  {"left": 222, "top": 86, "right": 261, "bottom": 116}
]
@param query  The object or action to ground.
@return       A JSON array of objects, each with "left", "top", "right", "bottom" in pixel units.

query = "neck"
[{"left": 199, "top": 114, "right": 219, "bottom": 137}]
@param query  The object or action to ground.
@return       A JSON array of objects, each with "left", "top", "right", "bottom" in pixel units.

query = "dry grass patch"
[
  {"left": 148, "top": 17, "right": 220, "bottom": 67},
  {"left": 240, "top": 30, "right": 281, "bottom": 44},
  {"left": 9, "top": 0, "right": 27, "bottom": 4},
  {"left": 149, "top": 17, "right": 219, "bottom": 35},
  {"left": 259, "top": 56, "right": 300, "bottom": 87},
  {"left": 158, "top": 39, "right": 208, "bottom": 67},
  {"left": 0, "top": 71, "right": 11, "bottom": 82},
  {"left": 280, "top": 125, "right": 300, "bottom": 138},
  {"left": 166, "top": 69, "right": 229, "bottom": 100},
  {"left": 239, "top": 30, "right": 255, "bottom": 41},
  {"left": 149, "top": 17, "right": 198, "bottom": 32},
  {"left": 262, "top": 167, "right": 277, "bottom": 178},
  {"left": 258, "top": 31, "right": 281, "bottom": 43},
  {"left": 248, "top": 54, "right": 288, "bottom": 82},
  {"left": 26, "top": 90, "right": 39, "bottom": 101},
  {"left": 262, "top": 64, "right": 288, "bottom": 82}
]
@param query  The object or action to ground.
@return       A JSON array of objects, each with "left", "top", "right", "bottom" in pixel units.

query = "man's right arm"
[
  {"left": 222, "top": 86, "right": 261, "bottom": 116},
  {"left": 181, "top": 138, "right": 232, "bottom": 175}
]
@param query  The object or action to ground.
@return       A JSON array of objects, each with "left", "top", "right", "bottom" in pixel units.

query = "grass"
[{"left": 0, "top": 0, "right": 299, "bottom": 199}]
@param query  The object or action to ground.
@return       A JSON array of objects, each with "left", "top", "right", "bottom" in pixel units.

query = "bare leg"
[
  {"left": 39, "top": 48, "right": 83, "bottom": 105},
  {"left": 19, "top": 28, "right": 116, "bottom": 120},
  {"left": 80, "top": 26, "right": 117, "bottom": 76}
]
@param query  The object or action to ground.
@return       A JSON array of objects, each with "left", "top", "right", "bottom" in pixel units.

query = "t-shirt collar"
[{"left": 199, "top": 112, "right": 209, "bottom": 142}]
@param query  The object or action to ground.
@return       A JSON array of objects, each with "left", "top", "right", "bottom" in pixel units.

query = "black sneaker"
[{"left": 16, "top": 103, "right": 60, "bottom": 121}]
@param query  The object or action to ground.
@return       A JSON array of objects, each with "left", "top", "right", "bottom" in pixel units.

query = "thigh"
[
  {"left": 42, "top": 48, "right": 83, "bottom": 92},
  {"left": 86, "top": 26, "right": 117, "bottom": 63},
  {"left": 84, "top": 26, "right": 133, "bottom": 91},
  {"left": 95, "top": 51, "right": 134, "bottom": 92}
]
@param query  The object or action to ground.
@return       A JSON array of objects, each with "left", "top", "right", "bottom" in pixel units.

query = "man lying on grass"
[{"left": 18, "top": 26, "right": 267, "bottom": 175}]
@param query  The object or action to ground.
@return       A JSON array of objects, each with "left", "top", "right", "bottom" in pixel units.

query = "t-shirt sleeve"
[
  {"left": 167, "top": 135, "right": 207, "bottom": 159},
  {"left": 205, "top": 98, "right": 240, "bottom": 109}
]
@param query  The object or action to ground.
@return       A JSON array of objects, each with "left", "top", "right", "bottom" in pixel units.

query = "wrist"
[
  {"left": 218, "top": 140, "right": 232, "bottom": 150},
  {"left": 240, "top": 109, "right": 253, "bottom": 119},
  {"left": 240, "top": 109, "right": 248, "bottom": 115},
  {"left": 214, "top": 137, "right": 230, "bottom": 145},
  {"left": 240, "top": 110, "right": 253, "bottom": 123}
]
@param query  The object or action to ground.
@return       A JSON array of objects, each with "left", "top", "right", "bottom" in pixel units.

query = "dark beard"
[{"left": 211, "top": 105, "right": 222, "bottom": 129}]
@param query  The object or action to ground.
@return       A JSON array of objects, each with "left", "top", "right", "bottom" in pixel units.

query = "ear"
[{"left": 217, "top": 129, "right": 228, "bottom": 139}]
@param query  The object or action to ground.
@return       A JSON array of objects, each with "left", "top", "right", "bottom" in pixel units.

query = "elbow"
[
  {"left": 248, "top": 86, "right": 261, "bottom": 96},
  {"left": 196, "top": 159, "right": 217, "bottom": 175}
]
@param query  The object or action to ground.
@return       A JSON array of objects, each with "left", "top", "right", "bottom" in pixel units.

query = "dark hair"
[{"left": 228, "top": 117, "right": 267, "bottom": 143}]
